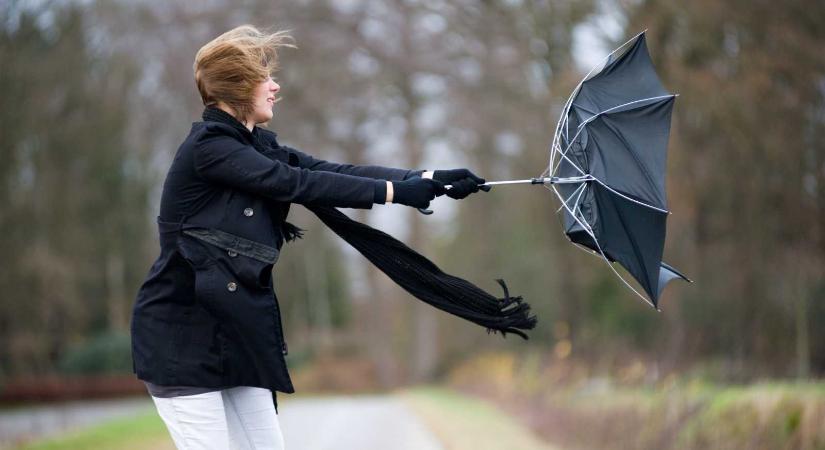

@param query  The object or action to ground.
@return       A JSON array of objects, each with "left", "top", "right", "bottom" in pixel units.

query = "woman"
[{"left": 130, "top": 24, "right": 487, "bottom": 450}]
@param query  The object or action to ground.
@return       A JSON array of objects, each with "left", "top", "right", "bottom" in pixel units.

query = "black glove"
[
  {"left": 432, "top": 168, "right": 485, "bottom": 185},
  {"left": 446, "top": 177, "right": 483, "bottom": 199},
  {"left": 392, "top": 178, "right": 446, "bottom": 209},
  {"left": 433, "top": 168, "right": 490, "bottom": 199}
]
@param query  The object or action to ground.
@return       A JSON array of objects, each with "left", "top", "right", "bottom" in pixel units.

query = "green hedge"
[{"left": 57, "top": 331, "right": 132, "bottom": 375}]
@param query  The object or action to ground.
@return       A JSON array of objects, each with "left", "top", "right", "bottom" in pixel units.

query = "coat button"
[
  {"left": 227, "top": 281, "right": 237, "bottom": 292},
  {"left": 227, "top": 249, "right": 238, "bottom": 257},
  {"left": 243, "top": 207, "right": 254, "bottom": 217}
]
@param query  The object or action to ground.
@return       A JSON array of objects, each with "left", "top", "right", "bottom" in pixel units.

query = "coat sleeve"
[
  {"left": 282, "top": 145, "right": 425, "bottom": 181},
  {"left": 193, "top": 124, "right": 386, "bottom": 208}
]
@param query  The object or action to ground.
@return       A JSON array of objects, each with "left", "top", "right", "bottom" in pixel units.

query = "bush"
[{"left": 57, "top": 331, "right": 133, "bottom": 375}]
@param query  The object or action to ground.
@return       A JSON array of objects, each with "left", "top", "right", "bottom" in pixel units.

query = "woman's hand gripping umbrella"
[{"left": 416, "top": 168, "right": 492, "bottom": 214}]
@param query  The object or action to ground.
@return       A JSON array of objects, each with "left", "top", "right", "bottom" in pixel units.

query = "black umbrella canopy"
[{"left": 550, "top": 32, "right": 691, "bottom": 308}]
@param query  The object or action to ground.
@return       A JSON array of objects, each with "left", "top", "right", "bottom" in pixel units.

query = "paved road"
[
  {"left": 0, "top": 394, "right": 443, "bottom": 449},
  {"left": 279, "top": 395, "right": 443, "bottom": 450}
]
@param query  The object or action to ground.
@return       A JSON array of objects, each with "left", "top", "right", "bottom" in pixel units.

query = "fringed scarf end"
[
  {"left": 281, "top": 221, "right": 306, "bottom": 243},
  {"left": 485, "top": 278, "right": 538, "bottom": 340}
]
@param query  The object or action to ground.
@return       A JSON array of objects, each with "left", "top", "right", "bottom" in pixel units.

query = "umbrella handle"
[{"left": 416, "top": 184, "right": 492, "bottom": 215}]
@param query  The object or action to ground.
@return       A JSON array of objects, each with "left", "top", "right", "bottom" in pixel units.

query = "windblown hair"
[{"left": 193, "top": 25, "right": 294, "bottom": 122}]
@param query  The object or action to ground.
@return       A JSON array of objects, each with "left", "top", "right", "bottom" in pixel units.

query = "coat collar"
[{"left": 201, "top": 106, "right": 278, "bottom": 140}]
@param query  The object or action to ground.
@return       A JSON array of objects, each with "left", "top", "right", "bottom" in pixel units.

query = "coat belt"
[{"left": 157, "top": 216, "right": 280, "bottom": 265}]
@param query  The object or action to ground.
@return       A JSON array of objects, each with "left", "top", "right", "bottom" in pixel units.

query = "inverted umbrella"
[{"left": 427, "top": 31, "right": 691, "bottom": 309}]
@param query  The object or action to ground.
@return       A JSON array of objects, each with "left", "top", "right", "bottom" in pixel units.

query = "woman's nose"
[{"left": 271, "top": 80, "right": 280, "bottom": 93}]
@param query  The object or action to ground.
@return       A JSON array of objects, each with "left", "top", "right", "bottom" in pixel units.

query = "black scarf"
[{"left": 201, "top": 106, "right": 537, "bottom": 339}]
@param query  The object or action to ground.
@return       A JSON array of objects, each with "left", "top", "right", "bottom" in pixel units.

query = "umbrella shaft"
[{"left": 455, "top": 176, "right": 587, "bottom": 188}]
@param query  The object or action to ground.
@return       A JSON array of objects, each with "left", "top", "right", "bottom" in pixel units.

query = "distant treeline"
[{"left": 0, "top": 0, "right": 822, "bottom": 383}]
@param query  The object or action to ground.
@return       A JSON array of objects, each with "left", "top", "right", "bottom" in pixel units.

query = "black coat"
[{"left": 130, "top": 106, "right": 421, "bottom": 411}]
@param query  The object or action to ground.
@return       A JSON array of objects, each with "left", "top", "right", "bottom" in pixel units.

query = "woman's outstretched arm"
[
  {"left": 194, "top": 123, "right": 388, "bottom": 208},
  {"left": 280, "top": 144, "right": 427, "bottom": 181}
]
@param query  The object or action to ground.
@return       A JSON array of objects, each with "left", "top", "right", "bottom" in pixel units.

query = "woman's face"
[{"left": 248, "top": 75, "right": 280, "bottom": 125}]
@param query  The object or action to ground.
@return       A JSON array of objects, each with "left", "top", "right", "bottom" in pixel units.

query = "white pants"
[{"left": 150, "top": 386, "right": 285, "bottom": 450}]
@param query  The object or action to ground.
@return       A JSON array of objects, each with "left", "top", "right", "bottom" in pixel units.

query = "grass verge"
[
  {"left": 14, "top": 408, "right": 173, "bottom": 450},
  {"left": 397, "top": 385, "right": 560, "bottom": 450}
]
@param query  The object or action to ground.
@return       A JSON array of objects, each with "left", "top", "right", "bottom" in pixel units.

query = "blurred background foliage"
[{"left": 1, "top": 0, "right": 823, "bottom": 391}]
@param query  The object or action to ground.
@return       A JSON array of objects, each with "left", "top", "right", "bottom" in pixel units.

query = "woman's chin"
[{"left": 257, "top": 111, "right": 274, "bottom": 124}]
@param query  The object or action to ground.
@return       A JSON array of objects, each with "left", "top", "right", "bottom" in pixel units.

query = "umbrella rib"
[
  {"left": 553, "top": 186, "right": 661, "bottom": 311},
  {"left": 570, "top": 181, "right": 588, "bottom": 215},
  {"left": 590, "top": 178, "right": 669, "bottom": 214},
  {"left": 550, "top": 29, "right": 648, "bottom": 171},
  {"left": 594, "top": 240, "right": 658, "bottom": 309},
  {"left": 559, "top": 31, "right": 646, "bottom": 126},
  {"left": 551, "top": 113, "right": 577, "bottom": 174},
  {"left": 552, "top": 115, "right": 597, "bottom": 177},
  {"left": 577, "top": 95, "right": 676, "bottom": 130},
  {"left": 551, "top": 95, "right": 574, "bottom": 169},
  {"left": 550, "top": 141, "right": 668, "bottom": 214},
  {"left": 609, "top": 189, "right": 660, "bottom": 300},
  {"left": 551, "top": 183, "right": 657, "bottom": 309},
  {"left": 552, "top": 95, "right": 676, "bottom": 179},
  {"left": 551, "top": 90, "right": 578, "bottom": 171},
  {"left": 556, "top": 182, "right": 587, "bottom": 213},
  {"left": 600, "top": 114, "right": 666, "bottom": 208},
  {"left": 551, "top": 185, "right": 598, "bottom": 241},
  {"left": 551, "top": 140, "right": 588, "bottom": 177},
  {"left": 551, "top": 103, "right": 672, "bottom": 214},
  {"left": 551, "top": 139, "right": 585, "bottom": 176}
]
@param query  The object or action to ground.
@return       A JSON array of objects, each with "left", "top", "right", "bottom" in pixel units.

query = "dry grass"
[{"left": 446, "top": 351, "right": 825, "bottom": 450}]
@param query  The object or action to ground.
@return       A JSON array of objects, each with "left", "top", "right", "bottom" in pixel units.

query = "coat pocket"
[
  {"left": 178, "top": 229, "right": 278, "bottom": 341},
  {"left": 180, "top": 227, "right": 279, "bottom": 290}
]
